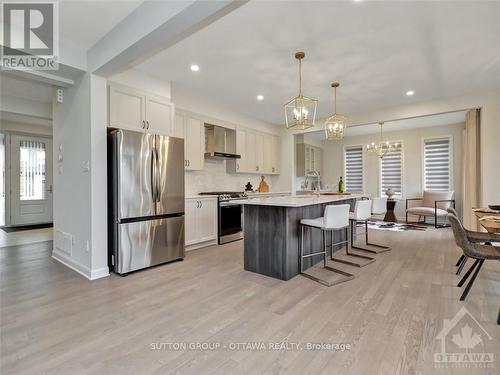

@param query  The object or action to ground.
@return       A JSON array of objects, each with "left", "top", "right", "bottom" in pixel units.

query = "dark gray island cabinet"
[{"left": 243, "top": 195, "right": 364, "bottom": 281}]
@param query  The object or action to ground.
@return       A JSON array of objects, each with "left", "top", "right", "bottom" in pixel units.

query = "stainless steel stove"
[{"left": 199, "top": 192, "right": 247, "bottom": 244}]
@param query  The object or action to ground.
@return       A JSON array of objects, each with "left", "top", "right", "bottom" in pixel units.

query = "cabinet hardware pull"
[
  {"left": 146, "top": 121, "right": 149, "bottom": 129},
  {"left": 200, "top": 201, "right": 203, "bottom": 208},
  {"left": 142, "top": 120, "right": 145, "bottom": 129}
]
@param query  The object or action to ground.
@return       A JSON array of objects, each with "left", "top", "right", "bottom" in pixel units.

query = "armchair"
[{"left": 406, "top": 190, "right": 455, "bottom": 228}]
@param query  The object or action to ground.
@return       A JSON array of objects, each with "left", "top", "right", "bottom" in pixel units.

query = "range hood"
[{"left": 204, "top": 124, "right": 241, "bottom": 160}]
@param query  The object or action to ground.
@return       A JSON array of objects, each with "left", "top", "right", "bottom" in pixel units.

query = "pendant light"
[
  {"left": 366, "top": 122, "right": 401, "bottom": 158},
  {"left": 324, "top": 82, "right": 347, "bottom": 140},
  {"left": 284, "top": 52, "right": 318, "bottom": 130}
]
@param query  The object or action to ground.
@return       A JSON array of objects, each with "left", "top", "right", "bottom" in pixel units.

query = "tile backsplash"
[{"left": 185, "top": 158, "right": 279, "bottom": 195}]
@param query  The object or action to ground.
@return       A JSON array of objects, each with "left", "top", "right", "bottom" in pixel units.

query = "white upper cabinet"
[
  {"left": 235, "top": 129, "right": 246, "bottom": 173},
  {"left": 227, "top": 128, "right": 280, "bottom": 175},
  {"left": 109, "top": 84, "right": 145, "bottom": 130},
  {"left": 174, "top": 111, "right": 204, "bottom": 171},
  {"left": 145, "top": 95, "right": 174, "bottom": 135},
  {"left": 245, "top": 131, "right": 257, "bottom": 173},
  {"left": 271, "top": 135, "right": 280, "bottom": 174},
  {"left": 108, "top": 83, "right": 174, "bottom": 135}
]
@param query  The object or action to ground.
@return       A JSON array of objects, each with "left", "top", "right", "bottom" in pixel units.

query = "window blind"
[
  {"left": 344, "top": 146, "right": 363, "bottom": 193},
  {"left": 424, "top": 138, "right": 451, "bottom": 191},
  {"left": 380, "top": 146, "right": 403, "bottom": 196}
]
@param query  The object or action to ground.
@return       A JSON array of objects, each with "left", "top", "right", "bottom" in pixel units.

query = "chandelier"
[
  {"left": 366, "top": 122, "right": 401, "bottom": 158},
  {"left": 284, "top": 52, "right": 318, "bottom": 130},
  {"left": 324, "top": 82, "right": 347, "bottom": 140}
]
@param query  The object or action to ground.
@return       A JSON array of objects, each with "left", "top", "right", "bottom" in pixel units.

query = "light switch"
[
  {"left": 82, "top": 161, "right": 90, "bottom": 172},
  {"left": 58, "top": 165, "right": 63, "bottom": 174},
  {"left": 58, "top": 153, "right": 63, "bottom": 162},
  {"left": 56, "top": 89, "right": 64, "bottom": 103}
]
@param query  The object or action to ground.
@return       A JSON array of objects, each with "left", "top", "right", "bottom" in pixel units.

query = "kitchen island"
[{"left": 242, "top": 194, "right": 365, "bottom": 281}]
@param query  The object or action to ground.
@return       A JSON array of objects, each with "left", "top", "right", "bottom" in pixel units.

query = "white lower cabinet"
[{"left": 185, "top": 197, "right": 218, "bottom": 249}]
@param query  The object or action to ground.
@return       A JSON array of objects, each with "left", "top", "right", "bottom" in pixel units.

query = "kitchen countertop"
[
  {"left": 246, "top": 191, "right": 291, "bottom": 197},
  {"left": 185, "top": 195, "right": 218, "bottom": 199},
  {"left": 241, "top": 193, "right": 366, "bottom": 207}
]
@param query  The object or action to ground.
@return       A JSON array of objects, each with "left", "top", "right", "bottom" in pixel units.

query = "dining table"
[
  {"left": 472, "top": 207, "right": 500, "bottom": 325},
  {"left": 473, "top": 207, "right": 500, "bottom": 233}
]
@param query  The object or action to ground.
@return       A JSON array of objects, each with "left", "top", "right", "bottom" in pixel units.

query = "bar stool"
[
  {"left": 364, "top": 197, "right": 391, "bottom": 253},
  {"left": 300, "top": 204, "right": 354, "bottom": 286},
  {"left": 331, "top": 199, "right": 376, "bottom": 267}
]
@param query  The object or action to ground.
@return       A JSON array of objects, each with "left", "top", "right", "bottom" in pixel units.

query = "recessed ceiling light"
[
  {"left": 406, "top": 90, "right": 415, "bottom": 96},
  {"left": 190, "top": 64, "right": 200, "bottom": 72},
  {"left": 257, "top": 95, "right": 264, "bottom": 101}
]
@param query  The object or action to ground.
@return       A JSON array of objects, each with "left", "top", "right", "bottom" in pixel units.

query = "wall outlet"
[
  {"left": 85, "top": 240, "right": 90, "bottom": 253},
  {"left": 82, "top": 160, "right": 90, "bottom": 172}
]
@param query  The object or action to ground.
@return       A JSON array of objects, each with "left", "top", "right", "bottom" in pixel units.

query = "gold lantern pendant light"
[
  {"left": 366, "top": 122, "right": 401, "bottom": 159},
  {"left": 284, "top": 52, "right": 318, "bottom": 130},
  {"left": 324, "top": 82, "right": 347, "bottom": 140}
]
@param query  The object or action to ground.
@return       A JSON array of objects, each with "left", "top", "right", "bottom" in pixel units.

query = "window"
[
  {"left": 344, "top": 146, "right": 363, "bottom": 193},
  {"left": 20, "top": 140, "right": 46, "bottom": 201},
  {"left": 423, "top": 137, "right": 451, "bottom": 191},
  {"left": 380, "top": 143, "right": 403, "bottom": 196}
]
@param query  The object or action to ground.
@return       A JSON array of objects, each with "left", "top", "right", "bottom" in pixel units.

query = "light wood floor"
[
  {"left": 1, "top": 228, "right": 499, "bottom": 375},
  {"left": 0, "top": 227, "right": 53, "bottom": 248}
]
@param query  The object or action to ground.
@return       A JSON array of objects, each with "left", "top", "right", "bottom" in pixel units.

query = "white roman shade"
[
  {"left": 344, "top": 146, "right": 363, "bottom": 193},
  {"left": 380, "top": 145, "right": 403, "bottom": 196},
  {"left": 424, "top": 138, "right": 451, "bottom": 191}
]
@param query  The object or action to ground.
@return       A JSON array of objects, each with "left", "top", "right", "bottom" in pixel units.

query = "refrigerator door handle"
[
  {"left": 151, "top": 148, "right": 157, "bottom": 203},
  {"left": 155, "top": 146, "right": 161, "bottom": 202}
]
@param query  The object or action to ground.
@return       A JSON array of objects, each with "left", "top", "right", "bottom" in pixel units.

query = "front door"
[{"left": 10, "top": 135, "right": 53, "bottom": 226}]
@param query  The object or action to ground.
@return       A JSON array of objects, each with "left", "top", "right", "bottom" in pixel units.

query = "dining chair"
[
  {"left": 447, "top": 214, "right": 500, "bottom": 301},
  {"left": 447, "top": 207, "right": 500, "bottom": 274}
]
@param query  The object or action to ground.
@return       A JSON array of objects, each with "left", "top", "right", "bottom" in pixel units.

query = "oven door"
[{"left": 219, "top": 202, "right": 243, "bottom": 244}]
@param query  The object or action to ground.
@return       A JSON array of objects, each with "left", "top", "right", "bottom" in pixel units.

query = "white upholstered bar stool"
[
  {"left": 366, "top": 197, "right": 391, "bottom": 252},
  {"left": 331, "top": 199, "right": 376, "bottom": 267},
  {"left": 299, "top": 204, "right": 354, "bottom": 286}
]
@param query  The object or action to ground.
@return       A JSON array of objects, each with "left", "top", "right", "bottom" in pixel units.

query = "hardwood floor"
[
  {"left": 0, "top": 227, "right": 53, "bottom": 247},
  {"left": 1, "top": 228, "right": 499, "bottom": 374}
]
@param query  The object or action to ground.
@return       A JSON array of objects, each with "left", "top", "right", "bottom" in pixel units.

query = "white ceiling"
[
  {"left": 305, "top": 111, "right": 466, "bottom": 141},
  {"left": 136, "top": 0, "right": 500, "bottom": 125},
  {"left": 59, "top": 0, "right": 144, "bottom": 50}
]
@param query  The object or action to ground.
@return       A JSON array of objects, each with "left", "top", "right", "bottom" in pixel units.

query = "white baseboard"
[
  {"left": 186, "top": 239, "right": 218, "bottom": 252},
  {"left": 52, "top": 249, "right": 109, "bottom": 280}
]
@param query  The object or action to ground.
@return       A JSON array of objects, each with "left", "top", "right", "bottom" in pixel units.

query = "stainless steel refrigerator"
[{"left": 108, "top": 128, "right": 185, "bottom": 275}]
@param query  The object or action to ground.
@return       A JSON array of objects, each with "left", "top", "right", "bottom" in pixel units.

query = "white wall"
[
  {"left": 0, "top": 121, "right": 52, "bottom": 136},
  {"left": 52, "top": 73, "right": 108, "bottom": 280},
  {"left": 310, "top": 122, "right": 464, "bottom": 219},
  {"left": 108, "top": 69, "right": 171, "bottom": 99}
]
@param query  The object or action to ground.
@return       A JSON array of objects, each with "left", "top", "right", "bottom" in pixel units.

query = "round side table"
[{"left": 384, "top": 199, "right": 397, "bottom": 222}]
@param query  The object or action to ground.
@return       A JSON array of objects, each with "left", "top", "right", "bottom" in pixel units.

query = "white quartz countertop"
[
  {"left": 185, "top": 195, "right": 218, "bottom": 199},
  {"left": 246, "top": 191, "right": 291, "bottom": 197},
  {"left": 242, "top": 194, "right": 366, "bottom": 207}
]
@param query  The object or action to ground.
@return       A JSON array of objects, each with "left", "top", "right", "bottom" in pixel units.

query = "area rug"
[
  {"left": 1, "top": 224, "right": 53, "bottom": 233},
  {"left": 357, "top": 221, "right": 426, "bottom": 232}
]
